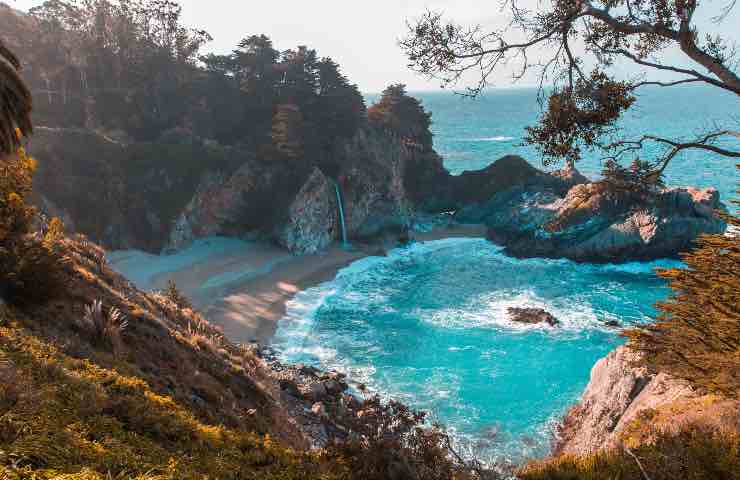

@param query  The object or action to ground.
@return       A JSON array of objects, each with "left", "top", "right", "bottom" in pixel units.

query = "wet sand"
[{"left": 116, "top": 224, "right": 487, "bottom": 345}]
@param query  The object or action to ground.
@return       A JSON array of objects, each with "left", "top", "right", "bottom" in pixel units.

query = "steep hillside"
[{"left": 0, "top": 233, "right": 487, "bottom": 479}]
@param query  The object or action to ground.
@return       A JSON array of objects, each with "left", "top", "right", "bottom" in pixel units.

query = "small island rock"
[{"left": 508, "top": 307, "right": 560, "bottom": 326}]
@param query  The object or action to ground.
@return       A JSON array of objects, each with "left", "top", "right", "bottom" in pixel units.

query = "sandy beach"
[{"left": 110, "top": 224, "right": 487, "bottom": 345}]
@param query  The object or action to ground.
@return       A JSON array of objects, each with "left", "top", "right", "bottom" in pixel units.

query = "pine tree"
[
  {"left": 625, "top": 187, "right": 740, "bottom": 397},
  {"left": 368, "top": 84, "right": 433, "bottom": 149},
  {"left": 0, "top": 38, "right": 32, "bottom": 156}
]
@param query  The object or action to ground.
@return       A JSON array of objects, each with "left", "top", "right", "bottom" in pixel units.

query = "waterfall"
[{"left": 334, "top": 182, "right": 349, "bottom": 247}]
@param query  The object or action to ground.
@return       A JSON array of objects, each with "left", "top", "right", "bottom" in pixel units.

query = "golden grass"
[{"left": 0, "top": 306, "right": 345, "bottom": 480}]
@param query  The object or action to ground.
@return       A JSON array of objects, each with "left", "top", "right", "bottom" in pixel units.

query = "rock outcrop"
[
  {"left": 277, "top": 167, "right": 337, "bottom": 254},
  {"left": 29, "top": 126, "right": 726, "bottom": 261},
  {"left": 166, "top": 127, "right": 444, "bottom": 253},
  {"left": 456, "top": 156, "right": 727, "bottom": 262},
  {"left": 556, "top": 346, "right": 698, "bottom": 456},
  {"left": 507, "top": 307, "right": 560, "bottom": 326}
]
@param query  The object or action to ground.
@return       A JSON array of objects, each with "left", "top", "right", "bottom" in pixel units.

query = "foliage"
[
  {"left": 601, "top": 158, "right": 664, "bottom": 197},
  {"left": 25, "top": 0, "right": 211, "bottom": 139},
  {"left": 368, "top": 84, "right": 433, "bottom": 150},
  {"left": 13, "top": 2, "right": 367, "bottom": 163},
  {"left": 0, "top": 312, "right": 337, "bottom": 480},
  {"left": 77, "top": 299, "right": 128, "bottom": 351},
  {"left": 624, "top": 207, "right": 740, "bottom": 397},
  {"left": 0, "top": 39, "right": 32, "bottom": 156},
  {"left": 524, "top": 71, "right": 635, "bottom": 166},
  {"left": 326, "top": 394, "right": 494, "bottom": 480},
  {"left": 401, "top": 1, "right": 740, "bottom": 180},
  {"left": 272, "top": 104, "right": 305, "bottom": 161},
  {"left": 0, "top": 145, "right": 65, "bottom": 305},
  {"left": 519, "top": 422, "right": 740, "bottom": 480},
  {"left": 164, "top": 279, "right": 191, "bottom": 310}
]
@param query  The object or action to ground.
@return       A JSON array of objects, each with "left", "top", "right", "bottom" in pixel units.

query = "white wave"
[
  {"left": 596, "top": 258, "right": 685, "bottom": 274},
  {"left": 464, "top": 136, "right": 516, "bottom": 142},
  {"left": 422, "top": 289, "right": 611, "bottom": 334}
]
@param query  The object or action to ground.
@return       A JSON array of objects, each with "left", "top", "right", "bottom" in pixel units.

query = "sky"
[{"left": 6, "top": 0, "right": 740, "bottom": 93}]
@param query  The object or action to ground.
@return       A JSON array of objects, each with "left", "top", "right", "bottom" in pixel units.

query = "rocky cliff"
[
  {"left": 556, "top": 346, "right": 740, "bottom": 457},
  {"left": 28, "top": 127, "right": 726, "bottom": 261},
  {"left": 455, "top": 156, "right": 727, "bottom": 262},
  {"left": 28, "top": 127, "right": 248, "bottom": 252}
]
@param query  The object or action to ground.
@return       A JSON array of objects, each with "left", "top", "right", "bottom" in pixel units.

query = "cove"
[{"left": 272, "top": 238, "right": 680, "bottom": 464}]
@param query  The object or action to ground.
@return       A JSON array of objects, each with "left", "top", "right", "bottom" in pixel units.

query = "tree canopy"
[
  {"left": 368, "top": 84, "right": 433, "bottom": 150},
  {"left": 9, "top": 0, "right": 367, "bottom": 161},
  {"left": 0, "top": 38, "right": 32, "bottom": 156},
  {"left": 401, "top": 0, "right": 740, "bottom": 179}
]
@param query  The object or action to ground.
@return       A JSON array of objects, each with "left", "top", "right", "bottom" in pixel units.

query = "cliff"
[
  {"left": 455, "top": 156, "right": 727, "bottom": 262},
  {"left": 30, "top": 127, "right": 726, "bottom": 262},
  {"left": 555, "top": 346, "right": 740, "bottom": 457},
  {"left": 28, "top": 125, "right": 450, "bottom": 255}
]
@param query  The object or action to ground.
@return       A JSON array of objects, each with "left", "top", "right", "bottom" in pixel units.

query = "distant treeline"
[{"left": 2, "top": 0, "right": 433, "bottom": 169}]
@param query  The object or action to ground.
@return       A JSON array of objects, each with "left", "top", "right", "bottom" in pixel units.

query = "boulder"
[
  {"left": 309, "top": 381, "right": 329, "bottom": 401},
  {"left": 507, "top": 307, "right": 559, "bottom": 326},
  {"left": 279, "top": 379, "right": 303, "bottom": 398},
  {"left": 311, "top": 402, "right": 328, "bottom": 418},
  {"left": 322, "top": 379, "right": 347, "bottom": 396},
  {"left": 333, "top": 128, "right": 414, "bottom": 240}
]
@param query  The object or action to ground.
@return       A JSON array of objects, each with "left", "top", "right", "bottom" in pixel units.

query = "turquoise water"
[
  {"left": 273, "top": 88, "right": 736, "bottom": 465},
  {"left": 273, "top": 239, "right": 681, "bottom": 464}
]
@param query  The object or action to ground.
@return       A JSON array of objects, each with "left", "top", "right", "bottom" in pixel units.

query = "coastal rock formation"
[
  {"left": 459, "top": 156, "right": 727, "bottom": 262},
  {"left": 508, "top": 307, "right": 559, "bottom": 326},
  {"left": 28, "top": 127, "right": 726, "bottom": 261},
  {"left": 168, "top": 127, "right": 445, "bottom": 253},
  {"left": 556, "top": 346, "right": 698, "bottom": 456},
  {"left": 277, "top": 167, "right": 338, "bottom": 254}
]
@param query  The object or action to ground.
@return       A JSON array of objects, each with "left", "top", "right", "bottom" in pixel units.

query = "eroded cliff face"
[
  {"left": 455, "top": 156, "right": 727, "bottom": 262},
  {"left": 29, "top": 127, "right": 726, "bottom": 260},
  {"left": 164, "top": 127, "right": 448, "bottom": 253},
  {"left": 278, "top": 167, "right": 338, "bottom": 255},
  {"left": 554, "top": 346, "right": 720, "bottom": 455}
]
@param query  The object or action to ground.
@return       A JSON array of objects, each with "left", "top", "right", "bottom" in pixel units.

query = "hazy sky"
[{"left": 8, "top": 0, "right": 740, "bottom": 93}]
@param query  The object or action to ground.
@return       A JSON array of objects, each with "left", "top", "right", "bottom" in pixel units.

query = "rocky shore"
[
  {"left": 454, "top": 156, "right": 727, "bottom": 262},
  {"left": 29, "top": 128, "right": 727, "bottom": 264},
  {"left": 555, "top": 345, "right": 740, "bottom": 457}
]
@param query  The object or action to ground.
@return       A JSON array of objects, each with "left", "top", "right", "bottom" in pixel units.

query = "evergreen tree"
[
  {"left": 368, "top": 84, "right": 432, "bottom": 149},
  {"left": 625, "top": 190, "right": 740, "bottom": 397},
  {"left": 0, "top": 38, "right": 32, "bottom": 156},
  {"left": 271, "top": 103, "right": 304, "bottom": 161},
  {"left": 315, "top": 57, "right": 365, "bottom": 143}
]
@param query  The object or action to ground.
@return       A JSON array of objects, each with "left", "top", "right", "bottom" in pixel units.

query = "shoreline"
[
  {"left": 203, "top": 223, "right": 487, "bottom": 344},
  {"left": 112, "top": 224, "right": 487, "bottom": 345}
]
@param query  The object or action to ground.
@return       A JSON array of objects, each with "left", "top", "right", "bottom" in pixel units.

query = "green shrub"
[{"left": 325, "top": 395, "right": 492, "bottom": 480}]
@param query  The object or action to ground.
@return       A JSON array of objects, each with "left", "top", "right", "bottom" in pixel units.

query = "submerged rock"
[{"left": 507, "top": 307, "right": 560, "bottom": 326}]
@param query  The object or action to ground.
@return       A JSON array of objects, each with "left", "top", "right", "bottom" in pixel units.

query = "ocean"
[
  {"left": 369, "top": 85, "right": 739, "bottom": 202},
  {"left": 273, "top": 86, "right": 738, "bottom": 465}
]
